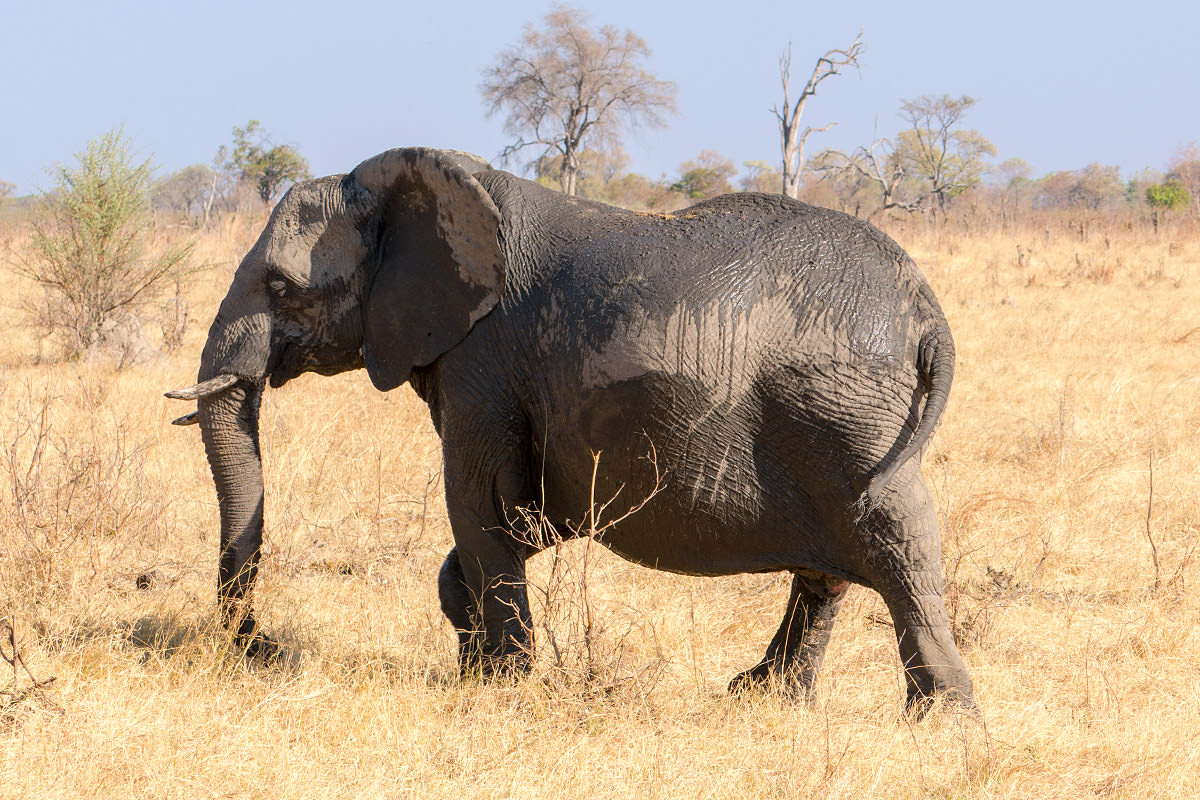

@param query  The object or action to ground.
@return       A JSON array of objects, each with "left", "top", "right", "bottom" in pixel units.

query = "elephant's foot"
[
  {"left": 459, "top": 654, "right": 533, "bottom": 682},
  {"left": 731, "top": 572, "right": 845, "bottom": 701},
  {"left": 728, "top": 661, "right": 814, "bottom": 701},
  {"left": 898, "top": 632, "right": 978, "bottom": 720},
  {"left": 458, "top": 633, "right": 533, "bottom": 680},
  {"left": 903, "top": 675, "right": 979, "bottom": 720},
  {"left": 728, "top": 661, "right": 772, "bottom": 694},
  {"left": 228, "top": 613, "right": 281, "bottom": 662},
  {"left": 240, "top": 630, "right": 282, "bottom": 662}
]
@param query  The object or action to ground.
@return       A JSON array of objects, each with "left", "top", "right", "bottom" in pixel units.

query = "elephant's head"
[{"left": 165, "top": 148, "right": 505, "bottom": 635}]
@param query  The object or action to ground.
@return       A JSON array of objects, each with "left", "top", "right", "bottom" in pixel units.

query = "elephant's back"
[{"left": 528, "top": 196, "right": 923, "bottom": 398}]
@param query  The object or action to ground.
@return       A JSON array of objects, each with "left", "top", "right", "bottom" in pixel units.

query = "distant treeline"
[{"left": 3, "top": 141, "right": 1195, "bottom": 237}]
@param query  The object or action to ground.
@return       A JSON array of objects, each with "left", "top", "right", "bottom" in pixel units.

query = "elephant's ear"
[{"left": 352, "top": 148, "right": 506, "bottom": 391}]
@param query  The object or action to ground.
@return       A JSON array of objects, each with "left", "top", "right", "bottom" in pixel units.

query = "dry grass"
[{"left": 1, "top": 211, "right": 1198, "bottom": 798}]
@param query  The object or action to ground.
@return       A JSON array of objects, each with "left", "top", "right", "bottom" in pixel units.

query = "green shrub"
[
  {"left": 21, "top": 130, "right": 192, "bottom": 358},
  {"left": 1145, "top": 180, "right": 1190, "bottom": 211}
]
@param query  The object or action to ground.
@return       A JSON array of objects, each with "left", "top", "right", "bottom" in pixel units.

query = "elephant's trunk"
[
  {"left": 173, "top": 274, "right": 275, "bottom": 645},
  {"left": 199, "top": 382, "right": 265, "bottom": 641}
]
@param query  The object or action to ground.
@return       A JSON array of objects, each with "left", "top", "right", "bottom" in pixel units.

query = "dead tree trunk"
[{"left": 775, "top": 33, "right": 864, "bottom": 200}]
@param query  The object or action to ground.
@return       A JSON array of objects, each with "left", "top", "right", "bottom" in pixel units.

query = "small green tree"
[
  {"left": 1146, "top": 179, "right": 1190, "bottom": 232},
  {"left": 739, "top": 160, "right": 783, "bottom": 193},
  {"left": 1145, "top": 180, "right": 1190, "bottom": 211},
  {"left": 218, "top": 120, "right": 310, "bottom": 206},
  {"left": 671, "top": 151, "right": 736, "bottom": 199},
  {"left": 22, "top": 129, "right": 192, "bottom": 357}
]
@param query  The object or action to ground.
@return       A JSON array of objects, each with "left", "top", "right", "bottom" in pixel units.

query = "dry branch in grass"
[
  {"left": 1145, "top": 450, "right": 1161, "bottom": 593},
  {"left": 0, "top": 621, "right": 56, "bottom": 694},
  {"left": 507, "top": 447, "right": 665, "bottom": 693},
  {"left": 0, "top": 620, "right": 61, "bottom": 730},
  {"left": 0, "top": 383, "right": 169, "bottom": 616}
]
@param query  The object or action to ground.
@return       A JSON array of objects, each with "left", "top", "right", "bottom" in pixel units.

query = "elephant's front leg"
[
  {"left": 447, "top": 516, "right": 533, "bottom": 675},
  {"left": 442, "top": 454, "right": 536, "bottom": 677}
]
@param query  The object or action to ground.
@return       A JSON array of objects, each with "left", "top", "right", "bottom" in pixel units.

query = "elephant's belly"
[
  {"left": 592, "top": 512, "right": 802, "bottom": 576},
  {"left": 536, "top": 371, "right": 850, "bottom": 577}
]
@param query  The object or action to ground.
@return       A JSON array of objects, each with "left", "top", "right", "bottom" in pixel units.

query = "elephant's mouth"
[
  {"left": 267, "top": 340, "right": 301, "bottom": 388},
  {"left": 267, "top": 338, "right": 365, "bottom": 388}
]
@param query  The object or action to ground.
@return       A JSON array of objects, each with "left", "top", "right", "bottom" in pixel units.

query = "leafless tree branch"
[
  {"left": 775, "top": 31, "right": 864, "bottom": 199},
  {"left": 482, "top": 7, "right": 677, "bottom": 196}
]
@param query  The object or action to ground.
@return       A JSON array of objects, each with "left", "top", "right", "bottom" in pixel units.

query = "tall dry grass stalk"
[{"left": 0, "top": 213, "right": 1197, "bottom": 798}]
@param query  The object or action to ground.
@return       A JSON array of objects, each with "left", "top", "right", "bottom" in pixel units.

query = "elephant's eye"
[{"left": 268, "top": 278, "right": 289, "bottom": 299}]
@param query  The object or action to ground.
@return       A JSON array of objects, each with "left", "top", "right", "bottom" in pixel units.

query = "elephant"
[{"left": 167, "top": 146, "right": 975, "bottom": 714}]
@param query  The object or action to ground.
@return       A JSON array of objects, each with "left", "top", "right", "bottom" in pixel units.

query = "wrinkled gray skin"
[{"left": 169, "top": 147, "right": 974, "bottom": 714}]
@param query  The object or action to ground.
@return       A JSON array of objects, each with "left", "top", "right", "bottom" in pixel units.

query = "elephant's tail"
[{"left": 860, "top": 323, "right": 955, "bottom": 513}]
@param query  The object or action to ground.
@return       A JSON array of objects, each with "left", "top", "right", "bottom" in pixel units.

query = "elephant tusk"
[
  {"left": 164, "top": 373, "right": 239, "bottom": 401},
  {"left": 171, "top": 411, "right": 199, "bottom": 426}
]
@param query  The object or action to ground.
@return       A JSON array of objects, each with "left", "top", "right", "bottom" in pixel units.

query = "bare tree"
[
  {"left": 893, "top": 95, "right": 995, "bottom": 217},
  {"left": 481, "top": 5, "right": 677, "bottom": 196},
  {"left": 774, "top": 32, "right": 864, "bottom": 199},
  {"left": 153, "top": 164, "right": 219, "bottom": 223},
  {"left": 739, "top": 160, "right": 782, "bottom": 193},
  {"left": 1035, "top": 163, "right": 1125, "bottom": 210},
  {"left": 531, "top": 144, "right": 631, "bottom": 199},
  {"left": 813, "top": 131, "right": 925, "bottom": 220},
  {"left": 814, "top": 96, "right": 995, "bottom": 220}
]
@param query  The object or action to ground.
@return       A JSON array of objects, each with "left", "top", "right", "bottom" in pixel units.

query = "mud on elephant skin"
[{"left": 167, "top": 146, "right": 975, "bottom": 714}]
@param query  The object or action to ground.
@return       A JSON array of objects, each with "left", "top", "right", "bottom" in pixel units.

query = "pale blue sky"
[{"left": 4, "top": 0, "right": 1197, "bottom": 193}]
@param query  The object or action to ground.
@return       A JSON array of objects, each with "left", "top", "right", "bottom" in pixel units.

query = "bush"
[
  {"left": 218, "top": 120, "right": 311, "bottom": 206},
  {"left": 670, "top": 151, "right": 736, "bottom": 199},
  {"left": 1145, "top": 180, "right": 1190, "bottom": 211},
  {"left": 21, "top": 130, "right": 192, "bottom": 359}
]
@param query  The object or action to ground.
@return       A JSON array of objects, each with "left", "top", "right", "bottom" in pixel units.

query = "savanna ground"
[{"left": 0, "top": 207, "right": 1198, "bottom": 799}]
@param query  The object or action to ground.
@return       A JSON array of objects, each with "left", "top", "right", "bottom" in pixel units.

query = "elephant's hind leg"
[
  {"left": 859, "top": 463, "right": 976, "bottom": 715},
  {"left": 729, "top": 570, "right": 849, "bottom": 700}
]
